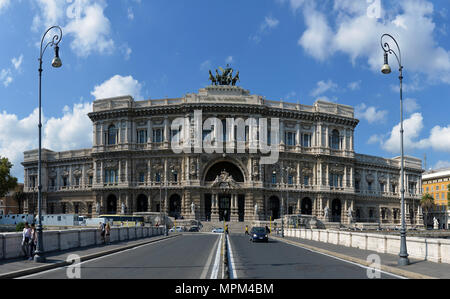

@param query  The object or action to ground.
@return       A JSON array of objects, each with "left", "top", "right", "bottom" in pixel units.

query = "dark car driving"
[
  {"left": 188, "top": 226, "right": 200, "bottom": 232},
  {"left": 249, "top": 227, "right": 269, "bottom": 242}
]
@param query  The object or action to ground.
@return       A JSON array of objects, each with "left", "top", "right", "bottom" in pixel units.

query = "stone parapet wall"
[
  {"left": 0, "top": 226, "right": 163, "bottom": 261},
  {"left": 284, "top": 228, "right": 450, "bottom": 264}
]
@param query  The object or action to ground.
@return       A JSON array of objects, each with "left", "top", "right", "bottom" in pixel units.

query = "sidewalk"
[
  {"left": 271, "top": 235, "right": 450, "bottom": 279},
  {"left": 0, "top": 234, "right": 179, "bottom": 279}
]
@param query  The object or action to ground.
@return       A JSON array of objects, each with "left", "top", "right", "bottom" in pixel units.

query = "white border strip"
[
  {"left": 226, "top": 234, "right": 237, "bottom": 279},
  {"left": 210, "top": 233, "right": 223, "bottom": 279}
]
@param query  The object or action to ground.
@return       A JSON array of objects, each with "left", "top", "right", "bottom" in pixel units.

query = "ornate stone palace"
[{"left": 22, "top": 84, "right": 423, "bottom": 225}]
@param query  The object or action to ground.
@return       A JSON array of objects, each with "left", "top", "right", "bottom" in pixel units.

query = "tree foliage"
[
  {"left": 0, "top": 157, "right": 18, "bottom": 198},
  {"left": 420, "top": 193, "right": 435, "bottom": 213}
]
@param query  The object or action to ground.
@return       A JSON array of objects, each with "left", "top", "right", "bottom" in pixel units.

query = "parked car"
[
  {"left": 188, "top": 226, "right": 200, "bottom": 232},
  {"left": 169, "top": 226, "right": 184, "bottom": 232},
  {"left": 249, "top": 227, "right": 269, "bottom": 242},
  {"left": 212, "top": 227, "right": 224, "bottom": 233}
]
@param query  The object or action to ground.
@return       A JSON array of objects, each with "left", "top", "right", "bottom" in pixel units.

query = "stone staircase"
[{"left": 200, "top": 221, "right": 252, "bottom": 233}]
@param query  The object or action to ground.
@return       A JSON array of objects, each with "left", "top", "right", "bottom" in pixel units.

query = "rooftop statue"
[{"left": 209, "top": 64, "right": 240, "bottom": 86}]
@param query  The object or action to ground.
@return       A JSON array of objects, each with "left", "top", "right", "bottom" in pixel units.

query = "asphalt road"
[
  {"left": 228, "top": 234, "right": 400, "bottom": 279},
  {"left": 20, "top": 233, "right": 222, "bottom": 279},
  {"left": 19, "top": 233, "right": 402, "bottom": 279}
]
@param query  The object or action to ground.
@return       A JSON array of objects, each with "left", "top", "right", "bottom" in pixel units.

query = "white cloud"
[
  {"left": 44, "top": 102, "right": 93, "bottom": 151},
  {"left": 381, "top": 112, "right": 426, "bottom": 153},
  {"left": 298, "top": 7, "right": 333, "bottom": 61},
  {"left": 292, "top": 0, "right": 450, "bottom": 85},
  {"left": 433, "top": 160, "right": 450, "bottom": 170},
  {"left": 348, "top": 80, "right": 361, "bottom": 91},
  {"left": 0, "top": 0, "right": 10, "bottom": 13},
  {"left": 225, "top": 56, "right": 234, "bottom": 64},
  {"left": 91, "top": 75, "right": 143, "bottom": 100},
  {"left": 310, "top": 80, "right": 338, "bottom": 97},
  {"left": 250, "top": 15, "right": 280, "bottom": 43},
  {"left": 33, "top": 0, "right": 115, "bottom": 57},
  {"left": 355, "top": 103, "right": 388, "bottom": 124},
  {"left": 0, "top": 102, "right": 93, "bottom": 180},
  {"left": 200, "top": 60, "right": 212, "bottom": 71},
  {"left": 403, "top": 98, "right": 420, "bottom": 114},
  {"left": 127, "top": 7, "right": 134, "bottom": 20},
  {"left": 11, "top": 55, "right": 23, "bottom": 71},
  {"left": 0, "top": 69, "right": 13, "bottom": 87}
]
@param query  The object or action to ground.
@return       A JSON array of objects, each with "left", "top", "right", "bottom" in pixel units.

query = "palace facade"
[{"left": 22, "top": 85, "right": 423, "bottom": 225}]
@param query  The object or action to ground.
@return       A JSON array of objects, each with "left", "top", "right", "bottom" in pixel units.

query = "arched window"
[
  {"left": 330, "top": 129, "right": 340, "bottom": 150},
  {"left": 108, "top": 125, "right": 117, "bottom": 145}
]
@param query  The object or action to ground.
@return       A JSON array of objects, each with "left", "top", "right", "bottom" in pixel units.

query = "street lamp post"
[
  {"left": 380, "top": 33, "right": 409, "bottom": 266},
  {"left": 34, "top": 26, "right": 63, "bottom": 263},
  {"left": 273, "top": 169, "right": 284, "bottom": 238}
]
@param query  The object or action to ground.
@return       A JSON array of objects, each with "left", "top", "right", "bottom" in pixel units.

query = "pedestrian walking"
[
  {"left": 265, "top": 225, "right": 270, "bottom": 234},
  {"left": 105, "top": 222, "right": 111, "bottom": 244},
  {"left": 99, "top": 222, "right": 106, "bottom": 244},
  {"left": 28, "top": 223, "right": 37, "bottom": 260},
  {"left": 21, "top": 222, "right": 31, "bottom": 259},
  {"left": 245, "top": 225, "right": 249, "bottom": 235}
]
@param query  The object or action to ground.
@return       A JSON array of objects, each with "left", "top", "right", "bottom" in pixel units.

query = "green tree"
[
  {"left": 447, "top": 184, "right": 450, "bottom": 208},
  {"left": 421, "top": 193, "right": 435, "bottom": 226},
  {"left": 0, "top": 157, "right": 18, "bottom": 198}
]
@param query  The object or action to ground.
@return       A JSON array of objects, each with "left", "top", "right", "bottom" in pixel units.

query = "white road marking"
[
  {"left": 226, "top": 234, "right": 237, "bottom": 279},
  {"left": 210, "top": 233, "right": 223, "bottom": 279},
  {"left": 200, "top": 234, "right": 221, "bottom": 279}
]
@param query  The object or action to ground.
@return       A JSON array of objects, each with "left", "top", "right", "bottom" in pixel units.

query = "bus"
[{"left": 99, "top": 215, "right": 145, "bottom": 227}]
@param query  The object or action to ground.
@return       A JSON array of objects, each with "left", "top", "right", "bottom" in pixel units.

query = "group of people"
[
  {"left": 98, "top": 222, "right": 111, "bottom": 244},
  {"left": 21, "top": 222, "right": 37, "bottom": 260}
]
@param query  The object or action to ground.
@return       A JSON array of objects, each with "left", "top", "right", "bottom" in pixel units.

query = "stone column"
[{"left": 211, "top": 193, "right": 219, "bottom": 222}]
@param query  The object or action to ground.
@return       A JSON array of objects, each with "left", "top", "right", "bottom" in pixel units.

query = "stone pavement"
[
  {"left": 0, "top": 234, "right": 179, "bottom": 279},
  {"left": 271, "top": 234, "right": 450, "bottom": 279}
]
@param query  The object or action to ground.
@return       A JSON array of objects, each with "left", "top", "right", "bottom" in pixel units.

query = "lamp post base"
[{"left": 398, "top": 256, "right": 409, "bottom": 266}]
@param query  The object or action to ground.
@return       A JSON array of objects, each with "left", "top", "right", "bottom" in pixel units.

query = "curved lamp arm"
[
  {"left": 39, "top": 26, "right": 63, "bottom": 61},
  {"left": 381, "top": 33, "right": 402, "bottom": 70}
]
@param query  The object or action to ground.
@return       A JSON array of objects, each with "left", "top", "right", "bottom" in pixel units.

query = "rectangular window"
[
  {"left": 288, "top": 175, "right": 294, "bottom": 185},
  {"left": 380, "top": 183, "right": 385, "bottom": 192},
  {"left": 139, "top": 172, "right": 145, "bottom": 183},
  {"left": 153, "top": 129, "right": 163, "bottom": 143},
  {"left": 355, "top": 180, "right": 360, "bottom": 191},
  {"left": 137, "top": 130, "right": 147, "bottom": 144},
  {"left": 285, "top": 132, "right": 296, "bottom": 146},
  {"left": 368, "top": 182, "right": 372, "bottom": 191},
  {"left": 302, "top": 134, "right": 311, "bottom": 147},
  {"left": 156, "top": 173, "right": 161, "bottom": 183},
  {"left": 272, "top": 174, "right": 277, "bottom": 184},
  {"left": 63, "top": 177, "right": 68, "bottom": 187},
  {"left": 304, "top": 176, "right": 310, "bottom": 186},
  {"left": 75, "top": 177, "right": 80, "bottom": 186},
  {"left": 89, "top": 176, "right": 93, "bottom": 186}
]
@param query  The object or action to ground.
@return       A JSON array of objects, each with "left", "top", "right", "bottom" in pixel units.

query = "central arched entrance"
[
  {"left": 331, "top": 199, "right": 341, "bottom": 222},
  {"left": 106, "top": 195, "right": 117, "bottom": 214},
  {"left": 204, "top": 161, "right": 245, "bottom": 183},
  {"left": 137, "top": 194, "right": 148, "bottom": 212}
]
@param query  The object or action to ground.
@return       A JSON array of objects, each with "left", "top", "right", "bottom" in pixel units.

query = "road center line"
[
  {"left": 200, "top": 234, "right": 221, "bottom": 279},
  {"left": 210, "top": 233, "right": 223, "bottom": 279},
  {"left": 226, "top": 234, "right": 237, "bottom": 279}
]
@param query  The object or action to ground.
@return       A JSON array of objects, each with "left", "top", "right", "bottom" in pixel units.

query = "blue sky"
[{"left": 0, "top": 0, "right": 449, "bottom": 181}]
